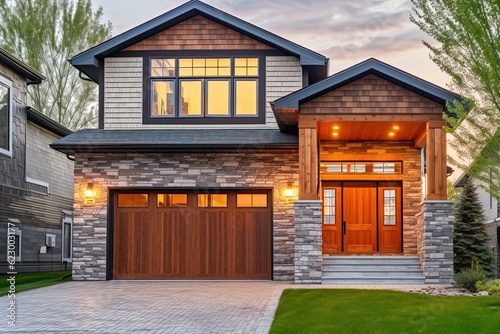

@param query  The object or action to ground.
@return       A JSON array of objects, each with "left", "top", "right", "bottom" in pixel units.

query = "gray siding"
[
  {"left": 0, "top": 62, "right": 74, "bottom": 274},
  {"left": 472, "top": 178, "right": 498, "bottom": 222},
  {"left": 26, "top": 121, "right": 74, "bottom": 198},
  {"left": 103, "top": 56, "right": 303, "bottom": 129},
  {"left": 0, "top": 62, "right": 28, "bottom": 188}
]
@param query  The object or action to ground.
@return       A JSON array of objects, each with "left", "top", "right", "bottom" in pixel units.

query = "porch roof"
[
  {"left": 50, "top": 128, "right": 298, "bottom": 154},
  {"left": 272, "top": 58, "right": 465, "bottom": 132}
]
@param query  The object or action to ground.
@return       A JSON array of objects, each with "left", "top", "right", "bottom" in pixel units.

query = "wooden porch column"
[
  {"left": 298, "top": 118, "right": 319, "bottom": 200},
  {"left": 425, "top": 121, "right": 447, "bottom": 200}
]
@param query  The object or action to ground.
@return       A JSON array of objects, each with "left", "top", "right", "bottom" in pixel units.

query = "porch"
[{"left": 272, "top": 59, "right": 460, "bottom": 284}]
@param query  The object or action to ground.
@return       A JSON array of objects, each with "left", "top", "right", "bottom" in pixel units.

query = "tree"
[
  {"left": 0, "top": 0, "right": 112, "bottom": 130},
  {"left": 410, "top": 0, "right": 500, "bottom": 199},
  {"left": 453, "top": 177, "right": 494, "bottom": 277}
]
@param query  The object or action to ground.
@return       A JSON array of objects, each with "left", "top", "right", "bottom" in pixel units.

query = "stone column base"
[
  {"left": 294, "top": 200, "right": 322, "bottom": 284},
  {"left": 421, "top": 201, "right": 454, "bottom": 284}
]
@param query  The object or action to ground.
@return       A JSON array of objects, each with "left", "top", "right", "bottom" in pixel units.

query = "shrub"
[
  {"left": 454, "top": 261, "right": 487, "bottom": 292},
  {"left": 476, "top": 280, "right": 500, "bottom": 295}
]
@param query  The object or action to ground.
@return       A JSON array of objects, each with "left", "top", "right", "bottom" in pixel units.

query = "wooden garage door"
[{"left": 113, "top": 191, "right": 272, "bottom": 280}]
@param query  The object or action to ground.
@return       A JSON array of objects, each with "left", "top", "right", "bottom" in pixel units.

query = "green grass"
[
  {"left": 270, "top": 289, "right": 500, "bottom": 334},
  {"left": 0, "top": 270, "right": 71, "bottom": 296}
]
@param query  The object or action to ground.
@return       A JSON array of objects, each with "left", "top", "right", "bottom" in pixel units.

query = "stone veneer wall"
[
  {"left": 321, "top": 141, "right": 422, "bottom": 255},
  {"left": 294, "top": 200, "right": 322, "bottom": 283},
  {"left": 72, "top": 150, "right": 299, "bottom": 280},
  {"left": 419, "top": 201, "right": 454, "bottom": 284}
]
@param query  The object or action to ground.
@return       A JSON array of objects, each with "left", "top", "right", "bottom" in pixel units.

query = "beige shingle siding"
[
  {"left": 103, "top": 56, "right": 303, "bottom": 130},
  {"left": 26, "top": 122, "right": 74, "bottom": 198},
  {"left": 266, "top": 56, "right": 302, "bottom": 127},
  {"left": 104, "top": 57, "right": 143, "bottom": 128}
]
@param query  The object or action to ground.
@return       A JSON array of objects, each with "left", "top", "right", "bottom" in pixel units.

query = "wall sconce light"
[
  {"left": 285, "top": 183, "right": 294, "bottom": 197},
  {"left": 85, "top": 183, "right": 94, "bottom": 198},
  {"left": 85, "top": 183, "right": 95, "bottom": 204}
]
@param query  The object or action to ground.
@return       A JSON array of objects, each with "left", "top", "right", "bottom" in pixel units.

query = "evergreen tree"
[{"left": 453, "top": 177, "right": 495, "bottom": 277}]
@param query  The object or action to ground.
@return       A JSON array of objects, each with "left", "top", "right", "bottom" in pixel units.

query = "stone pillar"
[
  {"left": 421, "top": 201, "right": 454, "bottom": 284},
  {"left": 294, "top": 200, "right": 322, "bottom": 284}
]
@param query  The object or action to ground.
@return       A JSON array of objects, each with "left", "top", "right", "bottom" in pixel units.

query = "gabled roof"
[
  {"left": 0, "top": 48, "right": 45, "bottom": 85},
  {"left": 50, "top": 129, "right": 298, "bottom": 154},
  {"left": 274, "top": 58, "right": 464, "bottom": 113},
  {"left": 27, "top": 107, "right": 72, "bottom": 137},
  {"left": 70, "top": 0, "right": 327, "bottom": 82}
]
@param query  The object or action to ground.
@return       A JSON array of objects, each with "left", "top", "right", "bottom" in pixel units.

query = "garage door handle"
[{"left": 342, "top": 221, "right": 346, "bottom": 235}]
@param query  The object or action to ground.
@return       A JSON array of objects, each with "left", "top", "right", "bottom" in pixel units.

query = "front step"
[{"left": 322, "top": 256, "right": 425, "bottom": 285}]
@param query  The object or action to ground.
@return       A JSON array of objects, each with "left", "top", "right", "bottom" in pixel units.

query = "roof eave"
[
  {"left": 27, "top": 107, "right": 73, "bottom": 137},
  {"left": 274, "top": 58, "right": 464, "bottom": 111},
  {"left": 0, "top": 48, "right": 45, "bottom": 84},
  {"left": 50, "top": 142, "right": 299, "bottom": 155},
  {"left": 70, "top": 0, "right": 327, "bottom": 81}
]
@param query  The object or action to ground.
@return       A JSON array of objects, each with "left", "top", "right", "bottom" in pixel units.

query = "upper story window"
[
  {"left": 146, "top": 56, "right": 262, "bottom": 124},
  {"left": 0, "top": 75, "right": 12, "bottom": 156}
]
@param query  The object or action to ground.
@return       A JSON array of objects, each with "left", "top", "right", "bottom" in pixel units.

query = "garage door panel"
[
  {"left": 234, "top": 211, "right": 271, "bottom": 279},
  {"left": 114, "top": 211, "right": 150, "bottom": 279},
  {"left": 195, "top": 211, "right": 230, "bottom": 278},
  {"left": 157, "top": 211, "right": 189, "bottom": 278}
]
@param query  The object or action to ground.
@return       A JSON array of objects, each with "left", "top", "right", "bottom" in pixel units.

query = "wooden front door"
[
  {"left": 343, "top": 182, "right": 377, "bottom": 252},
  {"left": 322, "top": 181, "right": 402, "bottom": 253}
]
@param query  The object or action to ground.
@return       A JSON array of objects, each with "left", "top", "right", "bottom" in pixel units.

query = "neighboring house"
[
  {"left": 0, "top": 48, "right": 74, "bottom": 274},
  {"left": 51, "top": 0, "right": 463, "bottom": 283}
]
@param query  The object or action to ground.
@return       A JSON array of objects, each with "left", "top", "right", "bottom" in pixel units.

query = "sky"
[{"left": 92, "top": 0, "right": 451, "bottom": 88}]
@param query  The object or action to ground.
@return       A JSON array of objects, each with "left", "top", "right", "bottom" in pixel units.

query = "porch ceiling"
[{"left": 317, "top": 121, "right": 426, "bottom": 142}]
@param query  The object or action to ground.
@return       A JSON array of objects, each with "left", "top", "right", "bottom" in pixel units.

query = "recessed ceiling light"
[
  {"left": 389, "top": 132, "right": 395, "bottom": 136},
  {"left": 393, "top": 125, "right": 400, "bottom": 130},
  {"left": 333, "top": 125, "right": 340, "bottom": 130},
  {"left": 333, "top": 132, "right": 339, "bottom": 136}
]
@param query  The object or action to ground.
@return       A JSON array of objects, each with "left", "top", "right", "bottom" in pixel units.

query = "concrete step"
[
  {"left": 322, "top": 256, "right": 425, "bottom": 285},
  {"left": 322, "top": 278, "right": 425, "bottom": 285},
  {"left": 323, "top": 266, "right": 422, "bottom": 272},
  {"left": 323, "top": 271, "right": 424, "bottom": 279},
  {"left": 323, "top": 256, "right": 420, "bottom": 265}
]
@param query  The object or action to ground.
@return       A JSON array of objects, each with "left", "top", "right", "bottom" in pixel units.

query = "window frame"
[
  {"left": 0, "top": 74, "right": 13, "bottom": 157},
  {"left": 61, "top": 216, "right": 73, "bottom": 262},
  {"left": 142, "top": 52, "right": 266, "bottom": 125}
]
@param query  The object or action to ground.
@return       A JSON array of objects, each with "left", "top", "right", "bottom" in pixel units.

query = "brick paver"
[{"left": 0, "top": 281, "right": 436, "bottom": 333}]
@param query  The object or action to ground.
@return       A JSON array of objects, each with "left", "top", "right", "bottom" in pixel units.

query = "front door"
[
  {"left": 322, "top": 181, "right": 402, "bottom": 253},
  {"left": 343, "top": 182, "right": 377, "bottom": 252}
]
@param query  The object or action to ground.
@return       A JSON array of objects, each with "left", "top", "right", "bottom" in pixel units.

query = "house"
[
  {"left": 51, "top": 0, "right": 463, "bottom": 283},
  {"left": 0, "top": 48, "right": 74, "bottom": 273}
]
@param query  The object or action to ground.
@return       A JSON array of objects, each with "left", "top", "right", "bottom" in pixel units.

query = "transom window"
[
  {"left": 0, "top": 75, "right": 12, "bottom": 156},
  {"left": 321, "top": 162, "right": 402, "bottom": 174},
  {"left": 150, "top": 57, "right": 258, "bottom": 119}
]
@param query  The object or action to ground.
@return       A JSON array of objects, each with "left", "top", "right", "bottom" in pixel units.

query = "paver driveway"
[{"left": 0, "top": 281, "right": 286, "bottom": 334}]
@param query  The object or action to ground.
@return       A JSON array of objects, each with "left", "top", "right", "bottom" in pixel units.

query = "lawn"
[
  {"left": 270, "top": 289, "right": 500, "bottom": 334},
  {"left": 0, "top": 270, "right": 71, "bottom": 296}
]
